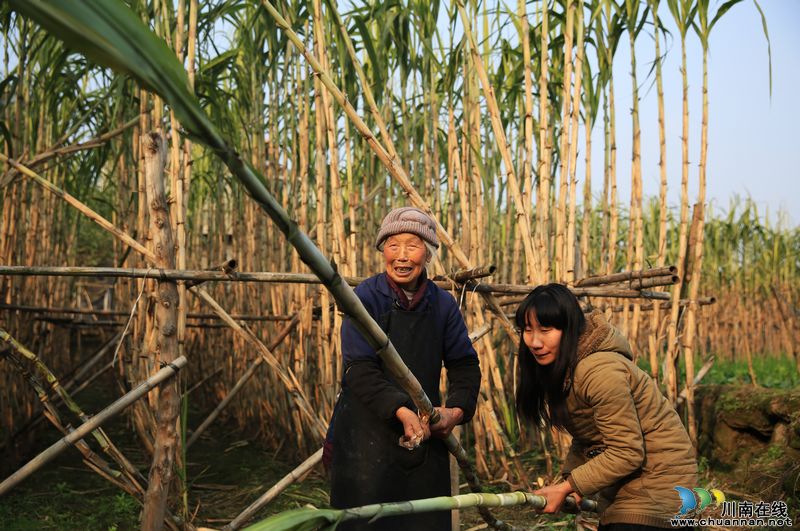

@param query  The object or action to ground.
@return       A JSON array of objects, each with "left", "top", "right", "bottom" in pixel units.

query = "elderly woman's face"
[{"left": 383, "top": 233, "right": 427, "bottom": 289}]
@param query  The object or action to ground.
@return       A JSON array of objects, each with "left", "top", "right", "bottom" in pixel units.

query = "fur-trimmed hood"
[{"left": 576, "top": 311, "right": 633, "bottom": 363}]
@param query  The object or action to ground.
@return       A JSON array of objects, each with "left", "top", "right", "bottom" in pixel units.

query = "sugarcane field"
[{"left": 1, "top": 0, "right": 798, "bottom": 529}]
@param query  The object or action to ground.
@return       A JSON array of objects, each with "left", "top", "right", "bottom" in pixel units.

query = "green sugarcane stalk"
[
  {"left": 5, "top": 2, "right": 507, "bottom": 526},
  {"left": 246, "top": 491, "right": 597, "bottom": 531}
]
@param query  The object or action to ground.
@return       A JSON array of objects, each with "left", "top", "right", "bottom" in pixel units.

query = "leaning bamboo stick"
[
  {"left": 0, "top": 356, "right": 187, "bottom": 497},
  {"left": 676, "top": 356, "right": 715, "bottom": 407},
  {"left": 224, "top": 448, "right": 324, "bottom": 531},
  {"left": 191, "top": 287, "right": 326, "bottom": 438},
  {"left": 0, "top": 154, "right": 156, "bottom": 262},
  {"left": 186, "top": 315, "right": 300, "bottom": 447},
  {"left": 0, "top": 327, "right": 142, "bottom": 484},
  {"left": 1, "top": 348, "right": 144, "bottom": 501},
  {"left": 6, "top": 333, "right": 121, "bottom": 441}
]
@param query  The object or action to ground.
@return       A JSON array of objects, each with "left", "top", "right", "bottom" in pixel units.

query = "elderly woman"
[{"left": 326, "top": 207, "right": 481, "bottom": 530}]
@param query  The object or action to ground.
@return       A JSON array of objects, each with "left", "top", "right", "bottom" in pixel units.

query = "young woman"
[
  {"left": 326, "top": 207, "right": 481, "bottom": 530},
  {"left": 516, "top": 283, "right": 697, "bottom": 530}
]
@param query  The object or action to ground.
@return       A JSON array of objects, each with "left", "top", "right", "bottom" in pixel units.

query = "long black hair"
[{"left": 514, "top": 283, "right": 585, "bottom": 430}]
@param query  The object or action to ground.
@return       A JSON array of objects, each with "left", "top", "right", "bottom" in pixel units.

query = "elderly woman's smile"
[{"left": 383, "top": 233, "right": 428, "bottom": 289}]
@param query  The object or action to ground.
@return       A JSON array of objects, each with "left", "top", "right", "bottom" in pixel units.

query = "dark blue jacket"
[{"left": 341, "top": 272, "right": 481, "bottom": 423}]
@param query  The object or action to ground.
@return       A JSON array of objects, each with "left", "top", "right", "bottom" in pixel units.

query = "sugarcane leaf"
[
  {"left": 750, "top": 0, "right": 772, "bottom": 98},
  {"left": 8, "top": 0, "right": 225, "bottom": 151},
  {"left": 244, "top": 507, "right": 343, "bottom": 531}
]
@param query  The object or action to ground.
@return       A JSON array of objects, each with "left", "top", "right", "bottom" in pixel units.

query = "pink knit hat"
[{"left": 375, "top": 207, "right": 440, "bottom": 250}]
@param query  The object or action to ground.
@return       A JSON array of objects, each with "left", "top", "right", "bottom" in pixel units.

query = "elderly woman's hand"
[
  {"left": 396, "top": 406, "right": 430, "bottom": 448},
  {"left": 430, "top": 407, "right": 464, "bottom": 439}
]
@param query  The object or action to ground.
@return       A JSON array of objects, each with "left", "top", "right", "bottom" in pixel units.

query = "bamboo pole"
[
  {"left": 0, "top": 266, "right": 676, "bottom": 298},
  {"left": 0, "top": 356, "right": 187, "bottom": 497},
  {"left": 575, "top": 266, "right": 677, "bottom": 287},
  {"left": 0, "top": 303, "right": 295, "bottom": 322}
]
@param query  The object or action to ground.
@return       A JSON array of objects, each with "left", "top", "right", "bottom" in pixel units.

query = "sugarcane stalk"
[
  {"left": 454, "top": 0, "right": 539, "bottom": 286},
  {"left": 246, "top": 492, "right": 597, "bottom": 531},
  {"left": 141, "top": 130, "right": 182, "bottom": 531},
  {"left": 0, "top": 356, "right": 187, "bottom": 497}
]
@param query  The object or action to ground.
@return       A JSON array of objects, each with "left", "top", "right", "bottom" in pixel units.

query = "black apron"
[{"left": 329, "top": 300, "right": 451, "bottom": 530}]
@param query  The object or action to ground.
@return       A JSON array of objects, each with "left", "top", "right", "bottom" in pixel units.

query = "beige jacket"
[{"left": 564, "top": 312, "right": 697, "bottom": 527}]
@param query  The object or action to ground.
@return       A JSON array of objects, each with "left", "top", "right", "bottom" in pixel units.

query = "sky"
[{"left": 587, "top": 1, "right": 800, "bottom": 228}]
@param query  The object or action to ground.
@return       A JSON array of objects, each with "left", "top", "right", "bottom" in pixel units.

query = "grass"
[
  {"left": 636, "top": 353, "right": 799, "bottom": 389},
  {"left": 0, "top": 475, "right": 140, "bottom": 531}
]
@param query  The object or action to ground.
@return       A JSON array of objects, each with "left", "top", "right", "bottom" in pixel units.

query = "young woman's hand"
[
  {"left": 534, "top": 480, "right": 576, "bottom": 513},
  {"left": 395, "top": 406, "right": 430, "bottom": 448},
  {"left": 430, "top": 407, "right": 464, "bottom": 438}
]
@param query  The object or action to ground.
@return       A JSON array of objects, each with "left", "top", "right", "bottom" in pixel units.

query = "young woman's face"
[
  {"left": 522, "top": 310, "right": 563, "bottom": 366},
  {"left": 383, "top": 233, "right": 428, "bottom": 289}
]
